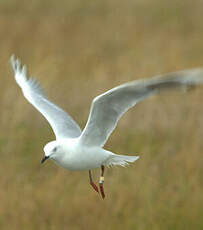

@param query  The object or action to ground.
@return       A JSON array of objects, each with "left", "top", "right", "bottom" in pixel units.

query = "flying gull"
[{"left": 10, "top": 56, "right": 203, "bottom": 199}]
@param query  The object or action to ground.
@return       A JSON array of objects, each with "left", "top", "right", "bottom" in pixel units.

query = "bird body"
[
  {"left": 43, "top": 138, "right": 139, "bottom": 171},
  {"left": 10, "top": 55, "right": 203, "bottom": 198},
  {"left": 44, "top": 138, "right": 110, "bottom": 171}
]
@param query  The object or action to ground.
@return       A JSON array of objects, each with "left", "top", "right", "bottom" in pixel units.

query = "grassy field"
[{"left": 0, "top": 0, "right": 203, "bottom": 229}]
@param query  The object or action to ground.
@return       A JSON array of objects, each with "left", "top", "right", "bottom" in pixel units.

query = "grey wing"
[
  {"left": 79, "top": 69, "right": 203, "bottom": 147},
  {"left": 10, "top": 56, "right": 81, "bottom": 139}
]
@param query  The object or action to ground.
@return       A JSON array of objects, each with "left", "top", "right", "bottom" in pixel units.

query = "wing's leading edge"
[{"left": 79, "top": 69, "right": 203, "bottom": 147}]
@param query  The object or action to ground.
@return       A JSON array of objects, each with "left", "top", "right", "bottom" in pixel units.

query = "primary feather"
[{"left": 10, "top": 55, "right": 81, "bottom": 139}]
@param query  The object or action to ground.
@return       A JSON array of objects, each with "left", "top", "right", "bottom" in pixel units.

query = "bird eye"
[{"left": 53, "top": 147, "right": 57, "bottom": 152}]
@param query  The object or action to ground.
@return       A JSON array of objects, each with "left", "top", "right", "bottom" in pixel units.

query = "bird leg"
[
  {"left": 99, "top": 165, "right": 105, "bottom": 199},
  {"left": 89, "top": 170, "right": 99, "bottom": 193}
]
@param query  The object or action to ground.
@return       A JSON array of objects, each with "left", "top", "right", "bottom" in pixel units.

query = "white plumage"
[{"left": 10, "top": 55, "right": 203, "bottom": 198}]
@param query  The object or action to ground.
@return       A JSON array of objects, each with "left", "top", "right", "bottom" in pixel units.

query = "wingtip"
[
  {"left": 10, "top": 55, "right": 28, "bottom": 87},
  {"left": 10, "top": 54, "right": 21, "bottom": 72},
  {"left": 10, "top": 54, "right": 16, "bottom": 70},
  {"left": 10, "top": 55, "right": 27, "bottom": 75},
  {"left": 22, "top": 64, "right": 27, "bottom": 76}
]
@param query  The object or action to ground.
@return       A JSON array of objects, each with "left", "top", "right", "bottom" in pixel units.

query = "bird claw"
[
  {"left": 99, "top": 182, "right": 105, "bottom": 199},
  {"left": 89, "top": 167, "right": 105, "bottom": 198},
  {"left": 90, "top": 181, "right": 99, "bottom": 193}
]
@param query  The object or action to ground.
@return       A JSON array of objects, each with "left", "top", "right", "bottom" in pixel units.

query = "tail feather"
[{"left": 106, "top": 154, "right": 139, "bottom": 167}]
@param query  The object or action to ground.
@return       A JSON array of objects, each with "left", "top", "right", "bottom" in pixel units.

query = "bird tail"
[{"left": 105, "top": 154, "right": 139, "bottom": 167}]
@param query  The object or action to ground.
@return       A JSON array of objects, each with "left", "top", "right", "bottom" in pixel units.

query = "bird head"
[{"left": 41, "top": 141, "right": 61, "bottom": 164}]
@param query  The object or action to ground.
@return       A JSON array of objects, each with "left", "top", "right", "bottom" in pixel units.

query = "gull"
[{"left": 10, "top": 55, "right": 203, "bottom": 199}]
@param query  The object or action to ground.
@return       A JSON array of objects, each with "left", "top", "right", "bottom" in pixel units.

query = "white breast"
[{"left": 51, "top": 138, "right": 112, "bottom": 171}]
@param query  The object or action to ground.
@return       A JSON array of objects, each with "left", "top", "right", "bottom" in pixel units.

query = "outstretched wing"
[
  {"left": 79, "top": 69, "right": 203, "bottom": 147},
  {"left": 10, "top": 56, "right": 81, "bottom": 139}
]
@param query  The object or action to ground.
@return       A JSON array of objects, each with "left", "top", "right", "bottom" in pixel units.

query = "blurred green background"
[{"left": 0, "top": 0, "right": 203, "bottom": 229}]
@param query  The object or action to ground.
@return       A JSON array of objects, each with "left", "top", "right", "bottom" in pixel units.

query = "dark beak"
[{"left": 41, "top": 155, "right": 49, "bottom": 164}]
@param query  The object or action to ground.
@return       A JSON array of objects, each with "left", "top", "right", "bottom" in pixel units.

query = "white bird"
[{"left": 10, "top": 56, "right": 203, "bottom": 199}]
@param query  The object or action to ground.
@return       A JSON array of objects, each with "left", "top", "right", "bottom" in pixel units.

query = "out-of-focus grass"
[{"left": 0, "top": 0, "right": 203, "bottom": 229}]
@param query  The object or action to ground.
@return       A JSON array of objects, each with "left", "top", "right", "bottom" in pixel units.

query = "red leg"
[
  {"left": 99, "top": 165, "right": 105, "bottom": 199},
  {"left": 89, "top": 170, "right": 99, "bottom": 193}
]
